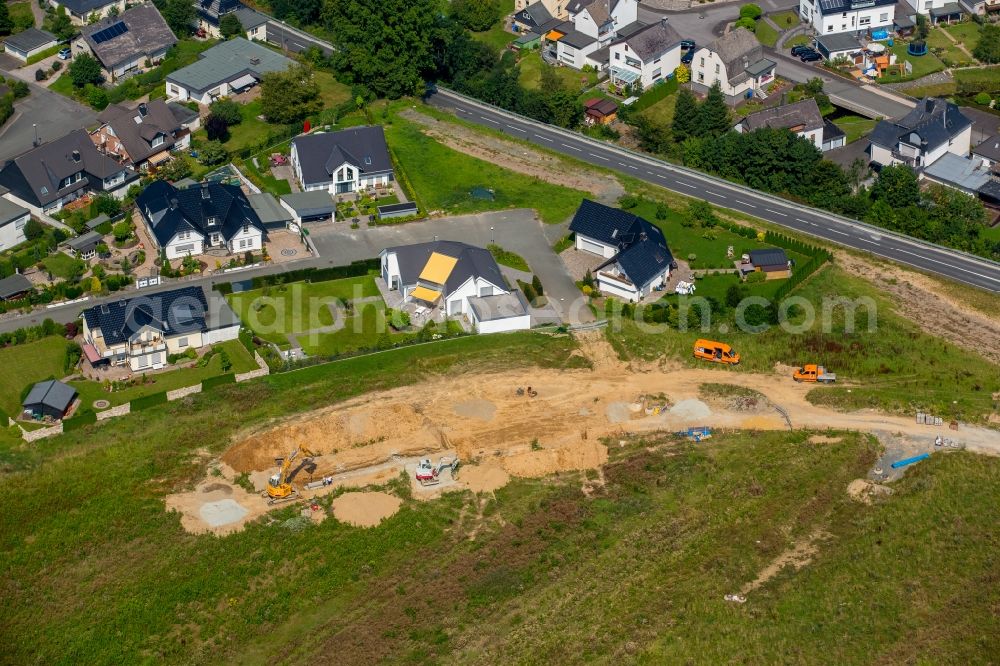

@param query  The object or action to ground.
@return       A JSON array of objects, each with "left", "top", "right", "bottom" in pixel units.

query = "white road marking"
[
  {"left": 826, "top": 228, "right": 848, "bottom": 236},
  {"left": 538, "top": 135, "right": 553, "bottom": 141},
  {"left": 646, "top": 170, "right": 658, "bottom": 176},
  {"left": 734, "top": 199, "right": 755, "bottom": 208},
  {"left": 561, "top": 143, "right": 581, "bottom": 151},
  {"left": 677, "top": 182, "right": 696, "bottom": 189},
  {"left": 765, "top": 208, "right": 786, "bottom": 216}
]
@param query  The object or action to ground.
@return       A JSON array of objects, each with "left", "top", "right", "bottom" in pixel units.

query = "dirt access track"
[
  {"left": 165, "top": 334, "right": 1000, "bottom": 535},
  {"left": 401, "top": 108, "right": 625, "bottom": 205}
]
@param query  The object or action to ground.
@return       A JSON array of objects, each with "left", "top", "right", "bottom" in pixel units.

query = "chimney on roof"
[{"left": 138, "top": 103, "right": 148, "bottom": 117}]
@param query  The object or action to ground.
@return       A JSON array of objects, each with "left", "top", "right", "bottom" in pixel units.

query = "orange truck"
[
  {"left": 693, "top": 339, "right": 740, "bottom": 365},
  {"left": 793, "top": 364, "right": 836, "bottom": 383}
]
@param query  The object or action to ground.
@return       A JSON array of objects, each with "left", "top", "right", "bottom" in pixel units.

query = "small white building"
[
  {"left": 568, "top": 199, "right": 674, "bottom": 301},
  {"left": 905, "top": 0, "right": 965, "bottom": 21},
  {"left": 380, "top": 240, "right": 531, "bottom": 333},
  {"left": 0, "top": 198, "right": 31, "bottom": 252},
  {"left": 798, "top": 0, "right": 896, "bottom": 35},
  {"left": 867, "top": 97, "right": 972, "bottom": 169},
  {"left": 290, "top": 126, "right": 394, "bottom": 194},
  {"left": 608, "top": 19, "right": 683, "bottom": 90},
  {"left": 691, "top": 28, "right": 776, "bottom": 102},
  {"left": 2, "top": 28, "right": 59, "bottom": 62}
]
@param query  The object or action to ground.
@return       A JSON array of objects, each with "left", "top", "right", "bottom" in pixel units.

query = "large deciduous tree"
[
  {"left": 219, "top": 13, "right": 243, "bottom": 39},
  {"left": 451, "top": 0, "right": 501, "bottom": 32},
  {"left": 870, "top": 164, "right": 920, "bottom": 208},
  {"left": 69, "top": 54, "right": 103, "bottom": 88},
  {"left": 260, "top": 64, "right": 321, "bottom": 124},
  {"left": 322, "top": 0, "right": 440, "bottom": 99},
  {"left": 160, "top": 0, "right": 195, "bottom": 37}
]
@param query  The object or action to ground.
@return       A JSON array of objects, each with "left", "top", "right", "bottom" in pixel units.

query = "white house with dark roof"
[
  {"left": 380, "top": 240, "right": 531, "bottom": 333},
  {"left": 290, "top": 126, "right": 394, "bottom": 194},
  {"left": 75, "top": 3, "right": 176, "bottom": 82},
  {"left": 0, "top": 198, "right": 31, "bottom": 251},
  {"left": 80, "top": 285, "right": 240, "bottom": 370},
  {"left": 691, "top": 28, "right": 776, "bottom": 102},
  {"left": 165, "top": 38, "right": 294, "bottom": 104},
  {"left": 569, "top": 199, "right": 674, "bottom": 301},
  {"left": 2, "top": 28, "right": 59, "bottom": 62},
  {"left": 135, "top": 179, "right": 264, "bottom": 260},
  {"left": 734, "top": 98, "right": 826, "bottom": 150},
  {"left": 48, "top": 0, "right": 126, "bottom": 24},
  {"left": 0, "top": 129, "right": 138, "bottom": 214},
  {"left": 867, "top": 98, "right": 972, "bottom": 169},
  {"left": 608, "top": 19, "right": 682, "bottom": 89},
  {"left": 798, "top": 0, "right": 896, "bottom": 35}
]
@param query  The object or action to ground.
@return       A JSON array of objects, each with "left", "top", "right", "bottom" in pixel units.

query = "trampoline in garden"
[{"left": 908, "top": 41, "right": 928, "bottom": 56}]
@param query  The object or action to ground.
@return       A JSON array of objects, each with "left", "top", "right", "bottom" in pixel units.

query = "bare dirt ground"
[
  {"left": 401, "top": 109, "right": 625, "bottom": 204},
  {"left": 834, "top": 251, "right": 1000, "bottom": 365},
  {"left": 740, "top": 529, "right": 829, "bottom": 595},
  {"left": 167, "top": 332, "right": 999, "bottom": 535},
  {"left": 847, "top": 478, "right": 893, "bottom": 504},
  {"left": 331, "top": 492, "right": 402, "bottom": 527}
]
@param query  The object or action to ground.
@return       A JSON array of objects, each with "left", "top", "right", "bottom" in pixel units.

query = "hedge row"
[
  {"left": 63, "top": 410, "right": 97, "bottom": 432},
  {"left": 214, "top": 258, "right": 381, "bottom": 295},
  {"left": 630, "top": 78, "right": 679, "bottom": 113},
  {"left": 130, "top": 391, "right": 167, "bottom": 411},
  {"left": 26, "top": 44, "right": 64, "bottom": 66},
  {"left": 202, "top": 373, "right": 235, "bottom": 390}
]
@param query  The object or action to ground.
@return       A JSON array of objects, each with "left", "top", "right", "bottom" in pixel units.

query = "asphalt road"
[
  {"left": 428, "top": 88, "right": 1000, "bottom": 293},
  {"left": 0, "top": 81, "right": 98, "bottom": 162}
]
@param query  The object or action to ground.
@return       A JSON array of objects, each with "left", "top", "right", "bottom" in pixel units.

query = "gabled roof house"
[
  {"left": 91, "top": 100, "right": 189, "bottom": 170},
  {"left": 691, "top": 28, "right": 776, "bottom": 102},
  {"left": 0, "top": 129, "right": 138, "bottom": 214},
  {"left": 569, "top": 199, "right": 674, "bottom": 301},
  {"left": 379, "top": 240, "right": 531, "bottom": 333},
  {"left": 867, "top": 97, "right": 972, "bottom": 170},
  {"left": 290, "top": 126, "right": 394, "bottom": 194},
  {"left": 47, "top": 0, "right": 126, "bottom": 24},
  {"left": 80, "top": 285, "right": 241, "bottom": 370},
  {"left": 77, "top": 3, "right": 177, "bottom": 81},
  {"left": 609, "top": 18, "right": 683, "bottom": 89},
  {"left": 734, "top": 98, "right": 827, "bottom": 150},
  {"left": 135, "top": 179, "right": 265, "bottom": 260},
  {"left": 22, "top": 380, "right": 77, "bottom": 420}
]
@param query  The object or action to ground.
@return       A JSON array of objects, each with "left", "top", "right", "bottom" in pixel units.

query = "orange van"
[{"left": 693, "top": 339, "right": 740, "bottom": 365}]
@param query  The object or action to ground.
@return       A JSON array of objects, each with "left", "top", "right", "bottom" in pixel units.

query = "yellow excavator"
[{"left": 263, "top": 446, "right": 318, "bottom": 505}]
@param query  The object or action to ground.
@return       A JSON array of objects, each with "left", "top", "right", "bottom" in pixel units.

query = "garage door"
[{"left": 580, "top": 239, "right": 605, "bottom": 255}]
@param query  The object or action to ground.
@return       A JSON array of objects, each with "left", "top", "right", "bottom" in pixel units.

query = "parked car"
[
  {"left": 57, "top": 48, "right": 72, "bottom": 60},
  {"left": 800, "top": 51, "right": 822, "bottom": 62},
  {"left": 681, "top": 49, "right": 694, "bottom": 64},
  {"left": 680, "top": 39, "right": 695, "bottom": 50},
  {"left": 790, "top": 44, "right": 813, "bottom": 56}
]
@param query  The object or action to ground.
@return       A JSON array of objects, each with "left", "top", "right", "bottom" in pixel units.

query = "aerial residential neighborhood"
[{"left": 0, "top": 0, "right": 997, "bottom": 662}]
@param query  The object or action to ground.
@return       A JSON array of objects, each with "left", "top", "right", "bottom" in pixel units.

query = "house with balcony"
[
  {"left": 80, "top": 285, "right": 240, "bottom": 371},
  {"left": 867, "top": 97, "right": 971, "bottom": 169},
  {"left": 0, "top": 129, "right": 138, "bottom": 215},
  {"left": 290, "top": 126, "right": 394, "bottom": 195},
  {"left": 690, "top": 28, "right": 776, "bottom": 102},
  {"left": 76, "top": 3, "right": 177, "bottom": 82},
  {"left": 380, "top": 240, "right": 531, "bottom": 333},
  {"left": 135, "top": 179, "right": 265, "bottom": 261},
  {"left": 569, "top": 199, "right": 674, "bottom": 301},
  {"left": 91, "top": 101, "right": 191, "bottom": 171},
  {"left": 608, "top": 19, "right": 683, "bottom": 90},
  {"left": 798, "top": 0, "right": 896, "bottom": 35}
]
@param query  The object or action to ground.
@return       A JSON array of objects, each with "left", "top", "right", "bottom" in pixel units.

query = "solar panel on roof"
[{"left": 91, "top": 22, "right": 129, "bottom": 44}]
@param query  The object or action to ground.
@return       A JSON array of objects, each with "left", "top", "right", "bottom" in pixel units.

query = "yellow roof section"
[
  {"left": 410, "top": 286, "right": 442, "bottom": 303},
  {"left": 418, "top": 252, "right": 458, "bottom": 285},
  {"left": 546, "top": 30, "right": 565, "bottom": 41}
]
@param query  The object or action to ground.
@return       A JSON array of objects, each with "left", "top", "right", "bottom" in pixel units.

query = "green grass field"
[
  {"left": 227, "top": 276, "right": 381, "bottom": 346},
  {"left": 69, "top": 340, "right": 257, "bottom": 409},
  {"left": 769, "top": 10, "right": 800, "bottom": 29},
  {"left": 944, "top": 21, "right": 981, "bottom": 52},
  {"left": 518, "top": 51, "right": 600, "bottom": 92},
  {"left": 469, "top": 0, "right": 517, "bottom": 52},
  {"left": 832, "top": 114, "right": 878, "bottom": 143},
  {"left": 785, "top": 33, "right": 811, "bottom": 49},
  {"left": 0, "top": 336, "right": 68, "bottom": 416},
  {"left": 39, "top": 252, "right": 86, "bottom": 280},
  {"left": 314, "top": 70, "right": 352, "bottom": 108},
  {"left": 385, "top": 115, "right": 588, "bottom": 223},
  {"left": 878, "top": 42, "right": 945, "bottom": 83},
  {"left": 606, "top": 263, "right": 1000, "bottom": 422},
  {"left": 639, "top": 92, "right": 678, "bottom": 126},
  {"left": 926, "top": 27, "right": 977, "bottom": 67},
  {"left": 8, "top": 2, "right": 34, "bottom": 30},
  {"left": 754, "top": 20, "right": 780, "bottom": 48}
]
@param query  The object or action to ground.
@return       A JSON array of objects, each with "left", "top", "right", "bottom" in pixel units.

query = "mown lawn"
[
  {"left": 944, "top": 21, "right": 981, "bottom": 52},
  {"left": 769, "top": 10, "right": 800, "bottom": 29},
  {"left": 0, "top": 336, "right": 68, "bottom": 416},
  {"left": 878, "top": 42, "right": 945, "bottom": 83},
  {"left": 69, "top": 340, "right": 257, "bottom": 409},
  {"left": 518, "top": 51, "right": 600, "bottom": 92},
  {"left": 227, "top": 276, "right": 381, "bottom": 346},
  {"left": 926, "top": 27, "right": 977, "bottom": 67},
  {"left": 8, "top": 2, "right": 34, "bottom": 30},
  {"left": 606, "top": 263, "right": 1000, "bottom": 422},
  {"left": 639, "top": 92, "right": 678, "bottom": 126},
  {"left": 832, "top": 114, "right": 878, "bottom": 143},
  {"left": 385, "top": 115, "right": 588, "bottom": 223},
  {"left": 314, "top": 70, "right": 352, "bottom": 108},
  {"left": 39, "top": 252, "right": 86, "bottom": 280},
  {"left": 469, "top": 0, "right": 517, "bottom": 53},
  {"left": 754, "top": 19, "right": 780, "bottom": 48}
]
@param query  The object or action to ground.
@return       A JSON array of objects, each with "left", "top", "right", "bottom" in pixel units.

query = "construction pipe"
[{"left": 890, "top": 453, "right": 930, "bottom": 469}]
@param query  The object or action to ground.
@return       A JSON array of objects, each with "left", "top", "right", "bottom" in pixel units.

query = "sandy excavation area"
[
  {"left": 167, "top": 335, "right": 1000, "bottom": 535},
  {"left": 331, "top": 492, "right": 403, "bottom": 527}
]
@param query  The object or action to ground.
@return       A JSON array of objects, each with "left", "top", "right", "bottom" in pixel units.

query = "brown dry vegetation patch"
[
  {"left": 741, "top": 529, "right": 829, "bottom": 595},
  {"left": 401, "top": 108, "right": 625, "bottom": 204},
  {"left": 834, "top": 251, "right": 1000, "bottom": 365}
]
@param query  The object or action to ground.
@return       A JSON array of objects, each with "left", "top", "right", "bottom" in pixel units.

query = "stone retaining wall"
[
  {"left": 167, "top": 384, "right": 203, "bottom": 401},
  {"left": 236, "top": 351, "right": 270, "bottom": 383},
  {"left": 22, "top": 423, "right": 63, "bottom": 442},
  {"left": 97, "top": 403, "right": 131, "bottom": 420}
]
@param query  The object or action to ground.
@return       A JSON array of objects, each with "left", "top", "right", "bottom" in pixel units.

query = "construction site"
[{"left": 166, "top": 334, "right": 1000, "bottom": 535}]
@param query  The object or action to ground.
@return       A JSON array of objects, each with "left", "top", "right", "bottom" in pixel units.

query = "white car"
[{"left": 674, "top": 280, "right": 696, "bottom": 295}]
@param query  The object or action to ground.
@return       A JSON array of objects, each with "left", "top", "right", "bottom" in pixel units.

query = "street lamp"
[{"left": 490, "top": 226, "right": 494, "bottom": 244}]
